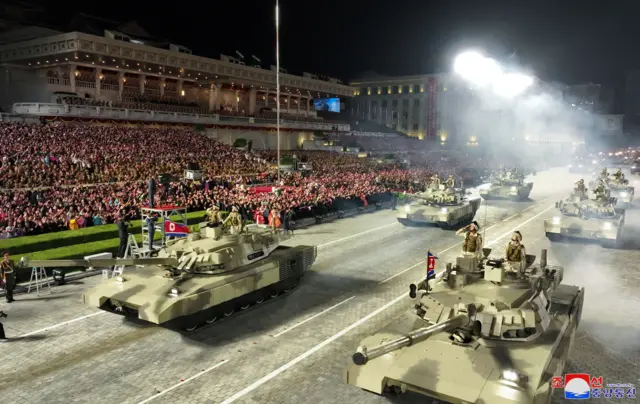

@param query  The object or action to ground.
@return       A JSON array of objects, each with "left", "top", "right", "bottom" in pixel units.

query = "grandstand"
[{"left": 0, "top": 12, "right": 355, "bottom": 148}]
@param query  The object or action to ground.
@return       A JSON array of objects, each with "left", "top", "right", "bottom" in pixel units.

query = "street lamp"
[
  {"left": 453, "top": 51, "right": 533, "bottom": 98},
  {"left": 275, "top": 0, "right": 281, "bottom": 182}
]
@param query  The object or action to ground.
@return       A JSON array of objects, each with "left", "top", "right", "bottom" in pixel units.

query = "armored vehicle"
[
  {"left": 593, "top": 172, "right": 635, "bottom": 207},
  {"left": 479, "top": 170, "right": 533, "bottom": 201},
  {"left": 631, "top": 160, "right": 640, "bottom": 175},
  {"left": 397, "top": 184, "right": 481, "bottom": 229},
  {"left": 568, "top": 155, "right": 599, "bottom": 174},
  {"left": 345, "top": 248, "right": 584, "bottom": 404},
  {"left": 544, "top": 188, "right": 624, "bottom": 248},
  {"left": 20, "top": 224, "right": 316, "bottom": 331}
]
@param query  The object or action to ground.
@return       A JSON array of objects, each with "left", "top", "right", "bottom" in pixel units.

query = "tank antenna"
[{"left": 482, "top": 198, "right": 488, "bottom": 241}]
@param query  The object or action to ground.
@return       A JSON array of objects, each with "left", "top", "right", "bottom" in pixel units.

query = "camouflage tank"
[
  {"left": 19, "top": 224, "right": 316, "bottom": 331},
  {"left": 345, "top": 248, "right": 584, "bottom": 404},
  {"left": 544, "top": 187, "right": 624, "bottom": 248},
  {"left": 397, "top": 180, "right": 481, "bottom": 229},
  {"left": 479, "top": 170, "right": 533, "bottom": 201}
]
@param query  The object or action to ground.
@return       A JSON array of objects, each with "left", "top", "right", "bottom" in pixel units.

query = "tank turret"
[
  {"left": 345, "top": 248, "right": 584, "bottom": 403},
  {"left": 25, "top": 224, "right": 317, "bottom": 331}
]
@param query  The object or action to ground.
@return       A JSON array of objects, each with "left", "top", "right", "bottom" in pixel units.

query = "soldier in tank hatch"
[
  {"left": 223, "top": 206, "right": 243, "bottom": 235},
  {"left": 505, "top": 231, "right": 526, "bottom": 274},
  {"left": 456, "top": 221, "right": 483, "bottom": 257}
]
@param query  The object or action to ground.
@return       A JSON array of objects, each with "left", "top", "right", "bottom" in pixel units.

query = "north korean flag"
[
  {"left": 426, "top": 251, "right": 437, "bottom": 280},
  {"left": 165, "top": 220, "right": 190, "bottom": 237}
]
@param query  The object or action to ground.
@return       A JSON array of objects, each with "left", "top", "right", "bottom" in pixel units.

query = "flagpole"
[{"left": 275, "top": 0, "right": 281, "bottom": 182}]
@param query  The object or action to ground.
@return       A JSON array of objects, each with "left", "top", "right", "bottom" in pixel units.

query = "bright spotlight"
[
  {"left": 493, "top": 73, "right": 534, "bottom": 98},
  {"left": 454, "top": 51, "right": 502, "bottom": 87}
]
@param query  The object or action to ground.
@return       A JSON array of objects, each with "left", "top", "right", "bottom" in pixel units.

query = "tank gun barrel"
[
  {"left": 19, "top": 257, "right": 179, "bottom": 268},
  {"left": 352, "top": 313, "right": 469, "bottom": 366}
]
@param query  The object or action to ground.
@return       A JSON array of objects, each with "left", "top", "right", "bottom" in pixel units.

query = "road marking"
[
  {"left": 501, "top": 201, "right": 542, "bottom": 222},
  {"left": 219, "top": 294, "right": 406, "bottom": 404},
  {"left": 272, "top": 296, "right": 355, "bottom": 337},
  {"left": 318, "top": 222, "right": 397, "bottom": 248},
  {"left": 19, "top": 311, "right": 106, "bottom": 337},
  {"left": 136, "top": 359, "right": 229, "bottom": 404},
  {"left": 485, "top": 205, "right": 553, "bottom": 246},
  {"left": 220, "top": 203, "right": 558, "bottom": 403}
]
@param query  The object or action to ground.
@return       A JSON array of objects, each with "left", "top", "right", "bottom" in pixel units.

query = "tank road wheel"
[
  {"left": 240, "top": 304, "right": 250, "bottom": 310},
  {"left": 184, "top": 324, "right": 198, "bottom": 332},
  {"left": 255, "top": 298, "right": 265, "bottom": 304},
  {"left": 205, "top": 316, "right": 218, "bottom": 324},
  {"left": 270, "top": 292, "right": 280, "bottom": 298},
  {"left": 224, "top": 309, "right": 235, "bottom": 317}
]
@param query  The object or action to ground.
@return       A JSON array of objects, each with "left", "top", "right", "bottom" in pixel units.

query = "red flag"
[{"left": 165, "top": 220, "right": 190, "bottom": 237}]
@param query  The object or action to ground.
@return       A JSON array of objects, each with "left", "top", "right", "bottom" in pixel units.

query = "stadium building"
[
  {"left": 0, "top": 13, "right": 356, "bottom": 150},
  {"left": 349, "top": 74, "right": 459, "bottom": 141}
]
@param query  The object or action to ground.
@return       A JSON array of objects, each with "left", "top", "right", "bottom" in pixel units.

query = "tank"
[
  {"left": 20, "top": 224, "right": 316, "bottom": 331},
  {"left": 479, "top": 171, "right": 533, "bottom": 201},
  {"left": 397, "top": 184, "right": 481, "bottom": 229},
  {"left": 544, "top": 188, "right": 624, "bottom": 248},
  {"left": 592, "top": 173, "right": 635, "bottom": 207},
  {"left": 345, "top": 248, "right": 584, "bottom": 404}
]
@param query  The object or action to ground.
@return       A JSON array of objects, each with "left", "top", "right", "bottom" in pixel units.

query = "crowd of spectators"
[{"left": 0, "top": 122, "right": 493, "bottom": 239}]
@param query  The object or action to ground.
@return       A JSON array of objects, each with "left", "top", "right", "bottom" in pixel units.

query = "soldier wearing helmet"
[
  {"left": 505, "top": 231, "right": 526, "bottom": 274},
  {"left": 223, "top": 206, "right": 243, "bottom": 235},
  {"left": 456, "top": 221, "right": 483, "bottom": 257}
]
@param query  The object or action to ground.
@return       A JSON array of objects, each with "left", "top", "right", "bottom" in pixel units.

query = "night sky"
[{"left": 23, "top": 0, "right": 640, "bottom": 106}]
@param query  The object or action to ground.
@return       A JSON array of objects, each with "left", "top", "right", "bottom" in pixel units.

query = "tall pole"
[{"left": 275, "top": 0, "right": 281, "bottom": 182}]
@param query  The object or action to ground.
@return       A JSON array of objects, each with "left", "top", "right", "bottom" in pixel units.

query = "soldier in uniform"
[
  {"left": 429, "top": 174, "right": 440, "bottom": 190},
  {"left": 223, "top": 206, "right": 243, "bottom": 235},
  {"left": 444, "top": 175, "right": 455, "bottom": 189},
  {"left": 504, "top": 231, "right": 526, "bottom": 274},
  {"left": 1, "top": 252, "right": 16, "bottom": 303},
  {"left": 456, "top": 221, "right": 483, "bottom": 257},
  {"left": 573, "top": 179, "right": 588, "bottom": 199},
  {"left": 613, "top": 168, "right": 625, "bottom": 183},
  {"left": 600, "top": 168, "right": 609, "bottom": 179},
  {"left": 206, "top": 205, "right": 224, "bottom": 227}
]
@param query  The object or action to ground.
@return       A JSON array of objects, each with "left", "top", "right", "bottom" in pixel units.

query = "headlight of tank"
[
  {"left": 500, "top": 369, "right": 529, "bottom": 386},
  {"left": 632, "top": 166, "right": 637, "bottom": 169},
  {"left": 620, "top": 191, "right": 628, "bottom": 198},
  {"left": 510, "top": 186, "right": 517, "bottom": 192},
  {"left": 440, "top": 207, "right": 448, "bottom": 213},
  {"left": 552, "top": 216, "right": 561, "bottom": 225},
  {"left": 603, "top": 222, "right": 613, "bottom": 230},
  {"left": 115, "top": 276, "right": 125, "bottom": 283},
  {"left": 169, "top": 287, "right": 180, "bottom": 296},
  {"left": 404, "top": 205, "right": 411, "bottom": 213}
]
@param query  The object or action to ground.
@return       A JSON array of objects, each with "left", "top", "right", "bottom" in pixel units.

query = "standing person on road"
[{"left": 1, "top": 252, "right": 16, "bottom": 303}]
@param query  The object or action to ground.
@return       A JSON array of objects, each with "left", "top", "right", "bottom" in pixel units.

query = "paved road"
[{"left": 1, "top": 167, "right": 638, "bottom": 404}]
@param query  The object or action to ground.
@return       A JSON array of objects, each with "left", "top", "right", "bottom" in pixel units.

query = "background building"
[
  {"left": 562, "top": 83, "right": 614, "bottom": 114},
  {"left": 349, "top": 74, "right": 461, "bottom": 141}
]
